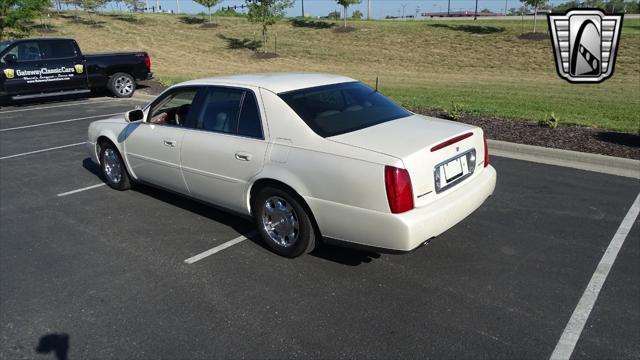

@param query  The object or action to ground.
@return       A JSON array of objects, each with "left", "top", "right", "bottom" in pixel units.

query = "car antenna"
[{"left": 375, "top": 77, "right": 379, "bottom": 92}]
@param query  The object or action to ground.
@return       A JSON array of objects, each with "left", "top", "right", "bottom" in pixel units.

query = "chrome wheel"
[
  {"left": 102, "top": 148, "right": 122, "bottom": 184},
  {"left": 114, "top": 75, "right": 134, "bottom": 96},
  {"left": 261, "top": 196, "right": 299, "bottom": 247}
]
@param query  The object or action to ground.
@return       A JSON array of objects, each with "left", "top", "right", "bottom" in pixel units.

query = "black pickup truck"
[{"left": 0, "top": 38, "right": 152, "bottom": 104}]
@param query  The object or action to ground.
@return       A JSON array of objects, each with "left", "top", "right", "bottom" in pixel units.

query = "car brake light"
[
  {"left": 144, "top": 55, "right": 151, "bottom": 70},
  {"left": 385, "top": 166, "right": 414, "bottom": 214},
  {"left": 430, "top": 132, "right": 473, "bottom": 152},
  {"left": 483, "top": 136, "right": 489, "bottom": 167}
]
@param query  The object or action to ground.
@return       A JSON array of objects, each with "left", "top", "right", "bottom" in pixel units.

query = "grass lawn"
[{"left": 36, "top": 12, "right": 640, "bottom": 133}]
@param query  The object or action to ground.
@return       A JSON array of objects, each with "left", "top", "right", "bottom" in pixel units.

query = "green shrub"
[
  {"left": 538, "top": 112, "right": 559, "bottom": 129},
  {"left": 447, "top": 103, "right": 465, "bottom": 121}
]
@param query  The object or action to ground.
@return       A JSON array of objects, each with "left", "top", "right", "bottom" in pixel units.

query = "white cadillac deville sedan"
[{"left": 87, "top": 73, "right": 496, "bottom": 257}]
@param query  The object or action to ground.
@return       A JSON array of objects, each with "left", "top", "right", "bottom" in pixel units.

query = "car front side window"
[
  {"left": 6, "top": 42, "right": 42, "bottom": 62},
  {"left": 148, "top": 88, "right": 198, "bottom": 126}
]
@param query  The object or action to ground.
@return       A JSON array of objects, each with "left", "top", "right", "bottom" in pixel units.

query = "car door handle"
[
  {"left": 235, "top": 152, "right": 252, "bottom": 161},
  {"left": 163, "top": 139, "right": 177, "bottom": 147}
]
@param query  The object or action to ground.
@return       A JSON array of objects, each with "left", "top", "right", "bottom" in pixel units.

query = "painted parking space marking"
[
  {"left": 184, "top": 230, "right": 258, "bottom": 264},
  {"left": 0, "top": 97, "right": 147, "bottom": 114},
  {"left": 550, "top": 192, "right": 640, "bottom": 360},
  {"left": 0, "top": 142, "right": 85, "bottom": 160},
  {"left": 57, "top": 183, "right": 107, "bottom": 197},
  {"left": 0, "top": 113, "right": 122, "bottom": 132}
]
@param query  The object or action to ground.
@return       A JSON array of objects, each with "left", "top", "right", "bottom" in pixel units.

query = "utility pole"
[
  {"left": 504, "top": 0, "right": 508, "bottom": 15},
  {"left": 176, "top": 0, "right": 180, "bottom": 14},
  {"left": 474, "top": 0, "right": 478, "bottom": 20},
  {"left": 447, "top": 0, "right": 451, "bottom": 16},
  {"left": 368, "top": 0, "right": 371, "bottom": 20},
  {"left": 301, "top": 0, "right": 304, "bottom": 17},
  {"left": 401, "top": 3, "right": 408, "bottom": 19}
]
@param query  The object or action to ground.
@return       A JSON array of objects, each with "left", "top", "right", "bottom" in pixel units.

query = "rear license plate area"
[{"left": 434, "top": 149, "right": 476, "bottom": 193}]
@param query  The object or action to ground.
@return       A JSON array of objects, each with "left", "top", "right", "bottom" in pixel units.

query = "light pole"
[
  {"left": 474, "top": 0, "right": 479, "bottom": 20},
  {"left": 368, "top": 0, "right": 371, "bottom": 20},
  {"left": 401, "top": 3, "right": 408, "bottom": 19},
  {"left": 447, "top": 0, "right": 451, "bottom": 16},
  {"left": 301, "top": 0, "right": 304, "bottom": 17}
]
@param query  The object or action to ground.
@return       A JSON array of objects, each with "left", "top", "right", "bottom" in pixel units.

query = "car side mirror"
[
  {"left": 125, "top": 109, "right": 144, "bottom": 122},
  {"left": 3, "top": 54, "right": 17, "bottom": 65}
]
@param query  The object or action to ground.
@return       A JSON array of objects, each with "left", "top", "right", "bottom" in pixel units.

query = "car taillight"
[
  {"left": 144, "top": 55, "right": 151, "bottom": 70},
  {"left": 385, "top": 166, "right": 414, "bottom": 214},
  {"left": 483, "top": 136, "right": 489, "bottom": 167}
]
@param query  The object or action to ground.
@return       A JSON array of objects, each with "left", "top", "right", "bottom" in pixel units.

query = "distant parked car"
[
  {"left": 87, "top": 73, "right": 496, "bottom": 257},
  {"left": 0, "top": 38, "right": 152, "bottom": 104}
]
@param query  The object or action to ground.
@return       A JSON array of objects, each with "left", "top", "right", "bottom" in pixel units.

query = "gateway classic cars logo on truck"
[
  {"left": 15, "top": 66, "right": 77, "bottom": 77},
  {"left": 3, "top": 68, "right": 14, "bottom": 79},
  {"left": 548, "top": 9, "right": 623, "bottom": 83}
]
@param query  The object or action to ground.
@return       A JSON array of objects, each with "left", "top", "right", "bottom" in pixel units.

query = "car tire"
[
  {"left": 107, "top": 72, "right": 136, "bottom": 98},
  {"left": 100, "top": 142, "right": 131, "bottom": 191},
  {"left": 254, "top": 186, "right": 317, "bottom": 258}
]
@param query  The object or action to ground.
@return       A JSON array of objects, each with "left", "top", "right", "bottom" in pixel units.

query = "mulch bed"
[
  {"left": 252, "top": 52, "right": 279, "bottom": 59},
  {"left": 413, "top": 109, "right": 639, "bottom": 160},
  {"left": 517, "top": 32, "right": 548, "bottom": 41},
  {"left": 333, "top": 26, "right": 357, "bottom": 33},
  {"left": 136, "top": 80, "right": 167, "bottom": 96},
  {"left": 136, "top": 80, "right": 638, "bottom": 160}
]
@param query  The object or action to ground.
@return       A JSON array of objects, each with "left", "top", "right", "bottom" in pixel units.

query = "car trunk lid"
[{"left": 328, "top": 114, "right": 486, "bottom": 207}]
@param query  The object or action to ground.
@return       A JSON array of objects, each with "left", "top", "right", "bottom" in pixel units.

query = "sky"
[{"left": 111, "top": 0, "right": 570, "bottom": 19}]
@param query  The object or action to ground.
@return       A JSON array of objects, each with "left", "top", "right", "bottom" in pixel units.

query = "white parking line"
[
  {"left": 0, "top": 98, "right": 146, "bottom": 114},
  {"left": 57, "top": 183, "right": 107, "bottom": 197},
  {"left": 0, "top": 113, "right": 122, "bottom": 132},
  {"left": 0, "top": 142, "right": 85, "bottom": 160},
  {"left": 550, "top": 192, "right": 640, "bottom": 360},
  {"left": 184, "top": 230, "right": 258, "bottom": 264}
]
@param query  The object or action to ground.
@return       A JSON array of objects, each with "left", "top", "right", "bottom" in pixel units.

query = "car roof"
[{"left": 176, "top": 73, "right": 357, "bottom": 94}]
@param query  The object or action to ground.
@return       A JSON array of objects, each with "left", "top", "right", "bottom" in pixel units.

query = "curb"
[{"left": 488, "top": 139, "right": 640, "bottom": 179}]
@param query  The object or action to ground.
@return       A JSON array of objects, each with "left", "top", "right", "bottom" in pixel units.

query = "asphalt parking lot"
[{"left": 1, "top": 96, "right": 638, "bottom": 359}]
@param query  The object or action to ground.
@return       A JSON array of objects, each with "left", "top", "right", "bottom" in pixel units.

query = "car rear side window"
[
  {"left": 192, "top": 87, "right": 263, "bottom": 139},
  {"left": 40, "top": 41, "right": 77, "bottom": 59},
  {"left": 279, "top": 82, "right": 411, "bottom": 138},
  {"left": 238, "top": 91, "right": 263, "bottom": 138}
]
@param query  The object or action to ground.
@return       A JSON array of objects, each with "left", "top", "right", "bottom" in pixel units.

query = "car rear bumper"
[{"left": 307, "top": 165, "right": 497, "bottom": 252}]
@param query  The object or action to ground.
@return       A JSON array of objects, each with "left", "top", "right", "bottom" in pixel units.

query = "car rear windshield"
[
  {"left": 0, "top": 41, "right": 11, "bottom": 52},
  {"left": 278, "top": 82, "right": 411, "bottom": 138}
]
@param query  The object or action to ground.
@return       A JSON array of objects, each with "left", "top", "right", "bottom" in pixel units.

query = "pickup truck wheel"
[
  {"left": 100, "top": 142, "right": 131, "bottom": 190},
  {"left": 254, "top": 187, "right": 316, "bottom": 258},
  {"left": 108, "top": 72, "right": 136, "bottom": 98}
]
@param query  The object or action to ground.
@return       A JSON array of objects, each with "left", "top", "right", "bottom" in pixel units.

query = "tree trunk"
[
  {"left": 344, "top": 6, "right": 347, "bottom": 28},
  {"left": 262, "top": 24, "right": 268, "bottom": 53},
  {"left": 533, "top": 5, "right": 538, "bottom": 32},
  {"left": 209, "top": 7, "right": 212, "bottom": 22}
]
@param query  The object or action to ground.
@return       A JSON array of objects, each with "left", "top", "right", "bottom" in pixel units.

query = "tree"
[
  {"left": 480, "top": 8, "right": 492, "bottom": 13},
  {"left": 520, "top": 0, "right": 546, "bottom": 32},
  {"left": 336, "top": 0, "right": 360, "bottom": 28},
  {"left": 80, "top": 0, "right": 107, "bottom": 22},
  {"left": 246, "top": 0, "right": 294, "bottom": 53},
  {"left": 352, "top": 9, "right": 363, "bottom": 19},
  {"left": 0, "top": 0, "right": 51, "bottom": 40},
  {"left": 194, "top": 0, "right": 223, "bottom": 23},
  {"left": 328, "top": 10, "right": 341, "bottom": 19}
]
